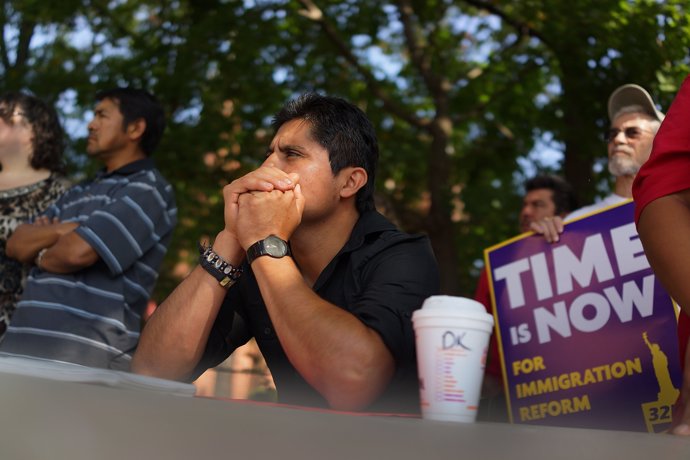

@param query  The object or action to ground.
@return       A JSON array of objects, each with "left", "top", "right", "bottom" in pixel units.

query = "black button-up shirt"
[{"left": 197, "top": 211, "right": 439, "bottom": 412}]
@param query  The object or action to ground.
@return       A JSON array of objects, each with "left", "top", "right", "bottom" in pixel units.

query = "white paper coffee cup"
[{"left": 412, "top": 295, "right": 494, "bottom": 422}]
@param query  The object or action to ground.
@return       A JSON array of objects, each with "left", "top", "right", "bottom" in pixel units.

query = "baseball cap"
[{"left": 607, "top": 83, "right": 665, "bottom": 122}]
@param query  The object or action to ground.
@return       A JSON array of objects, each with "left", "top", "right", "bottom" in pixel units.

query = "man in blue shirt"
[{"left": 3, "top": 88, "right": 177, "bottom": 370}]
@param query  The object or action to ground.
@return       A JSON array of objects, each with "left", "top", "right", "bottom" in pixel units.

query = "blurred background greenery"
[{"left": 3, "top": 0, "right": 689, "bottom": 298}]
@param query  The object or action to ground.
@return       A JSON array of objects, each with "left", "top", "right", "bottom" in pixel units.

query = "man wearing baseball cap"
[{"left": 531, "top": 83, "right": 664, "bottom": 242}]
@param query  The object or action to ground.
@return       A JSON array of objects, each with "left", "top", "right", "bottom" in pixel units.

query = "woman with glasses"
[{"left": 0, "top": 92, "right": 70, "bottom": 338}]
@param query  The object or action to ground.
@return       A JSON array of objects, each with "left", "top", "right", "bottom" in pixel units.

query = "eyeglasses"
[{"left": 605, "top": 127, "right": 653, "bottom": 143}]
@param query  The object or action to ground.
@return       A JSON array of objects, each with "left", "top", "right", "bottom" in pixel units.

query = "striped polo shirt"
[{"left": 0, "top": 158, "right": 177, "bottom": 370}]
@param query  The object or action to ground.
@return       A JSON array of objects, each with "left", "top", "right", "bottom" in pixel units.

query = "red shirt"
[
  {"left": 474, "top": 268, "right": 502, "bottom": 380},
  {"left": 633, "top": 74, "right": 690, "bottom": 383}
]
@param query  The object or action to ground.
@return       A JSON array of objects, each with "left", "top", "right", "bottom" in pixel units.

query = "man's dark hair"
[
  {"left": 525, "top": 174, "right": 579, "bottom": 215},
  {"left": 271, "top": 93, "right": 378, "bottom": 213},
  {"left": 0, "top": 92, "right": 65, "bottom": 173},
  {"left": 95, "top": 88, "right": 165, "bottom": 156}
]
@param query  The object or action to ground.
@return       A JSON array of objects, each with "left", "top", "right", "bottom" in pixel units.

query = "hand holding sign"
[{"left": 486, "top": 201, "right": 680, "bottom": 432}]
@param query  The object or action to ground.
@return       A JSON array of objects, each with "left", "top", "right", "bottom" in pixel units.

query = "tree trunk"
[
  {"left": 560, "top": 69, "right": 598, "bottom": 205},
  {"left": 426, "top": 116, "right": 461, "bottom": 295}
]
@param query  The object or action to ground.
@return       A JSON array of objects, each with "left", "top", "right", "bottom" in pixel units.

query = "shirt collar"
[
  {"left": 339, "top": 210, "right": 397, "bottom": 254},
  {"left": 94, "top": 158, "right": 156, "bottom": 180},
  {"left": 311, "top": 210, "right": 396, "bottom": 292}
]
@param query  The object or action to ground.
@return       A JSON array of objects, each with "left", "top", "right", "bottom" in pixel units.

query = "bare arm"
[
  {"left": 8, "top": 216, "right": 99, "bottom": 273},
  {"left": 132, "top": 231, "right": 244, "bottom": 380},
  {"left": 132, "top": 166, "right": 297, "bottom": 379},
  {"left": 637, "top": 190, "right": 690, "bottom": 316},
  {"left": 637, "top": 189, "right": 690, "bottom": 435},
  {"left": 252, "top": 255, "right": 395, "bottom": 411},
  {"left": 38, "top": 231, "right": 99, "bottom": 273},
  {"left": 6, "top": 218, "right": 78, "bottom": 263},
  {"left": 235, "top": 188, "right": 394, "bottom": 411}
]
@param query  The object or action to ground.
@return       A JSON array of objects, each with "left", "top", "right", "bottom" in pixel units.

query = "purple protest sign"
[{"left": 486, "top": 201, "right": 681, "bottom": 432}]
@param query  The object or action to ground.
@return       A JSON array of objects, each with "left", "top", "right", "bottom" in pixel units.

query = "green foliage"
[{"left": 1, "top": 0, "right": 689, "bottom": 298}]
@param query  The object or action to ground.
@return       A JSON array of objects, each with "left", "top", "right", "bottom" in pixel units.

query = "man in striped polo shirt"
[{"left": 3, "top": 88, "right": 177, "bottom": 370}]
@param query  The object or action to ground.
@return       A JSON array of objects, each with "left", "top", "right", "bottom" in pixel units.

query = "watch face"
[{"left": 264, "top": 235, "right": 288, "bottom": 257}]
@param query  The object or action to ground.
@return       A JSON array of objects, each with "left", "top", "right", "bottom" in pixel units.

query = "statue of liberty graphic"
[
  {"left": 641, "top": 332, "right": 680, "bottom": 432},
  {"left": 643, "top": 332, "right": 680, "bottom": 404}
]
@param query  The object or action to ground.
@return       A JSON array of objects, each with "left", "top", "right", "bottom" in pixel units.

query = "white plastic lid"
[{"left": 412, "top": 295, "right": 493, "bottom": 324}]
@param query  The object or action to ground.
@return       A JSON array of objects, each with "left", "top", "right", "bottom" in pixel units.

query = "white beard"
[{"left": 608, "top": 154, "right": 640, "bottom": 177}]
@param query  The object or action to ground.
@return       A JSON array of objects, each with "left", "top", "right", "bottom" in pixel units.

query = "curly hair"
[{"left": 0, "top": 92, "right": 65, "bottom": 173}]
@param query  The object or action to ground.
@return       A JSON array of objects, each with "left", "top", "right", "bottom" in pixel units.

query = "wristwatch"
[
  {"left": 198, "top": 243, "right": 243, "bottom": 288},
  {"left": 246, "top": 235, "right": 291, "bottom": 265}
]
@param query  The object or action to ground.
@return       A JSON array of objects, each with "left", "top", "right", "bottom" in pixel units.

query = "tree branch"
[
  {"left": 89, "top": 3, "right": 149, "bottom": 57},
  {"left": 395, "top": 0, "right": 451, "bottom": 104},
  {"left": 15, "top": 17, "right": 36, "bottom": 74},
  {"left": 395, "top": 0, "right": 432, "bottom": 86},
  {"left": 461, "top": 60, "right": 541, "bottom": 122},
  {"left": 461, "top": 0, "right": 553, "bottom": 49},
  {"left": 296, "top": 0, "right": 429, "bottom": 129}
]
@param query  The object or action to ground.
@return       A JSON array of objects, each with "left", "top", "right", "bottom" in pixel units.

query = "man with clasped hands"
[{"left": 133, "top": 93, "right": 439, "bottom": 412}]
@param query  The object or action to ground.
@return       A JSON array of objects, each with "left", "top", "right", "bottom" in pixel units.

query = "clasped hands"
[
  {"left": 32, "top": 215, "right": 79, "bottom": 234},
  {"left": 222, "top": 165, "right": 305, "bottom": 250}
]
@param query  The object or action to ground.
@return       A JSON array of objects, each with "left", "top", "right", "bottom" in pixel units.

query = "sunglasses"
[{"left": 605, "top": 127, "right": 653, "bottom": 143}]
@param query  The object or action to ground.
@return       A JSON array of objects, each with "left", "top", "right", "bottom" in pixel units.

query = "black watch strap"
[
  {"left": 246, "top": 235, "right": 291, "bottom": 265},
  {"left": 198, "top": 243, "right": 243, "bottom": 288}
]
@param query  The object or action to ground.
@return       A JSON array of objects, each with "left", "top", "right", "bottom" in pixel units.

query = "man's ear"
[
  {"left": 126, "top": 118, "right": 147, "bottom": 142},
  {"left": 339, "top": 167, "right": 368, "bottom": 199}
]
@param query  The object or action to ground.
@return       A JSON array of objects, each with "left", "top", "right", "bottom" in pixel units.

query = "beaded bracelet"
[{"left": 198, "top": 242, "right": 243, "bottom": 288}]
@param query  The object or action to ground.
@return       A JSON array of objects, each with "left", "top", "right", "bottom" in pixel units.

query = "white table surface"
[{"left": 0, "top": 367, "right": 687, "bottom": 459}]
